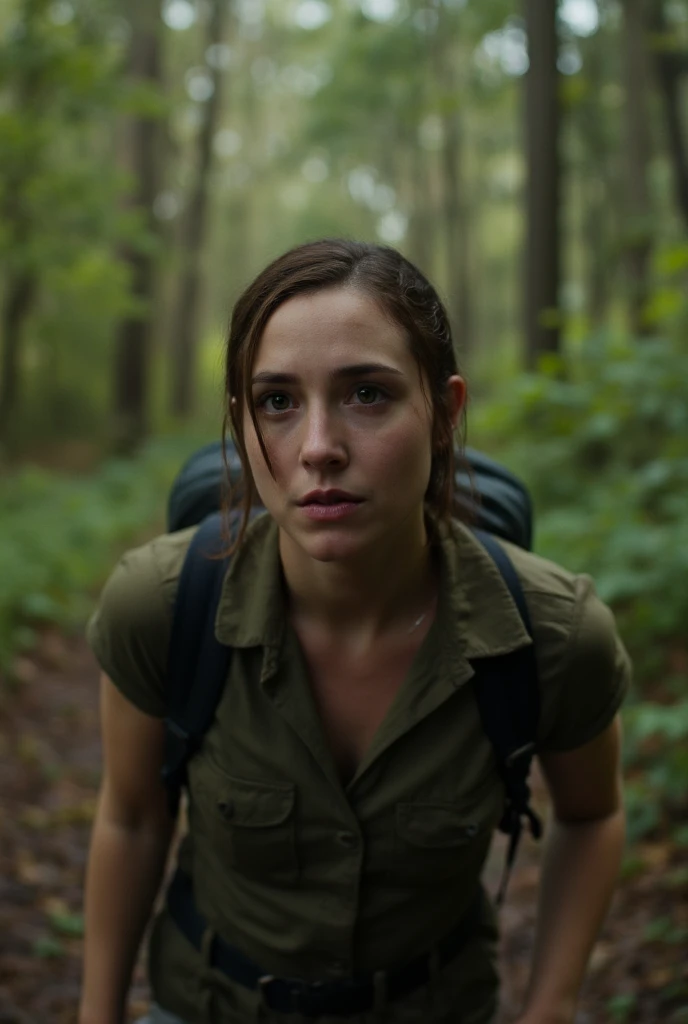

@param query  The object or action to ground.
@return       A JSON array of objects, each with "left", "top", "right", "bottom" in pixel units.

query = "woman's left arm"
[{"left": 514, "top": 714, "right": 625, "bottom": 1024}]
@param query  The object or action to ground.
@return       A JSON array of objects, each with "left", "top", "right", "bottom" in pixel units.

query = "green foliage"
[
  {"left": 472, "top": 310, "right": 688, "bottom": 840},
  {"left": 0, "top": 0, "right": 161, "bottom": 453},
  {"left": 623, "top": 701, "right": 688, "bottom": 842},
  {"left": 473, "top": 328, "right": 688, "bottom": 662},
  {"left": 0, "top": 434, "right": 206, "bottom": 675}
]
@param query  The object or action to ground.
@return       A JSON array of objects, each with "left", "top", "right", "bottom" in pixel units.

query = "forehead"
[{"left": 254, "top": 287, "right": 413, "bottom": 372}]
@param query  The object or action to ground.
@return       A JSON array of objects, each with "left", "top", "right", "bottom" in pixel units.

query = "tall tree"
[
  {"left": 113, "top": 0, "right": 163, "bottom": 451},
  {"left": 433, "top": 2, "right": 472, "bottom": 355},
  {"left": 622, "top": 0, "right": 654, "bottom": 334},
  {"left": 524, "top": 0, "right": 561, "bottom": 366},
  {"left": 649, "top": 1, "right": 688, "bottom": 234},
  {"left": 170, "top": 0, "right": 230, "bottom": 418},
  {"left": 0, "top": 0, "right": 47, "bottom": 440}
]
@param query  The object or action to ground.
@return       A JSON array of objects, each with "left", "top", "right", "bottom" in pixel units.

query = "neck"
[{"left": 279, "top": 517, "right": 437, "bottom": 641}]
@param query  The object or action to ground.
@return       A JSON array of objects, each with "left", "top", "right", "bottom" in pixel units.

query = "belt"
[{"left": 166, "top": 869, "right": 483, "bottom": 1017}]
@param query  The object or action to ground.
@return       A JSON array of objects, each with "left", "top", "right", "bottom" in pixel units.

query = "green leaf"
[
  {"left": 33, "top": 935, "right": 65, "bottom": 959},
  {"left": 48, "top": 909, "right": 85, "bottom": 937}
]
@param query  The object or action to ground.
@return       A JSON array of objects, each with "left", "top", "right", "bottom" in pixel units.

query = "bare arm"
[
  {"left": 79, "top": 674, "right": 177, "bottom": 1024},
  {"left": 515, "top": 715, "right": 625, "bottom": 1024}
]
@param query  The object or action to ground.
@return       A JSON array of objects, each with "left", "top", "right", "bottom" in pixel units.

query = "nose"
[{"left": 299, "top": 404, "right": 348, "bottom": 471}]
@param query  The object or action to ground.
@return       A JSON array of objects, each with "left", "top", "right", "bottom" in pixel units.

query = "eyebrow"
[{"left": 251, "top": 363, "right": 405, "bottom": 386}]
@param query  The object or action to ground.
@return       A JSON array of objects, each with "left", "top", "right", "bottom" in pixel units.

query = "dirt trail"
[{"left": 0, "top": 635, "right": 685, "bottom": 1023}]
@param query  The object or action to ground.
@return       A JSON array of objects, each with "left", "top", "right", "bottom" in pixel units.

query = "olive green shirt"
[{"left": 87, "top": 514, "right": 630, "bottom": 1024}]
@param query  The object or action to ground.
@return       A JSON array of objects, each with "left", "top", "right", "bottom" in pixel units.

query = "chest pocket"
[
  {"left": 194, "top": 767, "right": 298, "bottom": 885},
  {"left": 394, "top": 801, "right": 489, "bottom": 886}
]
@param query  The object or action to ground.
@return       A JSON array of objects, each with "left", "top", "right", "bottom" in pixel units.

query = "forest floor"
[{"left": 1, "top": 630, "right": 687, "bottom": 1024}]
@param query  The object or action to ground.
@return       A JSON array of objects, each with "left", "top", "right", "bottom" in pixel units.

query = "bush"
[
  {"left": 471, "top": 324, "right": 688, "bottom": 839},
  {"left": 0, "top": 434, "right": 206, "bottom": 676},
  {"left": 472, "top": 330, "right": 688, "bottom": 673}
]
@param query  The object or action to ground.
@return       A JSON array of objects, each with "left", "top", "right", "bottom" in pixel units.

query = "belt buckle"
[{"left": 258, "top": 974, "right": 316, "bottom": 1014}]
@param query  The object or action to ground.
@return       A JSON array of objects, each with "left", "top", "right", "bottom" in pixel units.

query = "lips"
[{"left": 298, "top": 489, "right": 363, "bottom": 506}]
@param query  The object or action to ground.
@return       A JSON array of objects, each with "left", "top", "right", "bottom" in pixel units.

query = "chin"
[{"left": 298, "top": 533, "right": 368, "bottom": 564}]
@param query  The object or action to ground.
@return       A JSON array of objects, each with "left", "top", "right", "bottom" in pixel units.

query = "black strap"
[
  {"left": 166, "top": 868, "right": 483, "bottom": 1016},
  {"left": 471, "top": 528, "right": 542, "bottom": 905},
  {"left": 162, "top": 513, "right": 232, "bottom": 814}
]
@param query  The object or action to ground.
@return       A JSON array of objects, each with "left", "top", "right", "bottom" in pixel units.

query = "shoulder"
[
  {"left": 453, "top": 524, "right": 632, "bottom": 752},
  {"left": 506, "top": 540, "right": 631, "bottom": 752},
  {"left": 86, "top": 528, "right": 197, "bottom": 717}
]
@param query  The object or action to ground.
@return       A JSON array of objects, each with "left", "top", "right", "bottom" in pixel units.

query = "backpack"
[{"left": 162, "top": 441, "right": 541, "bottom": 904}]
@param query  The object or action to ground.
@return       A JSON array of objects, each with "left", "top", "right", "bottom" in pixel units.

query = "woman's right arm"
[{"left": 79, "top": 673, "right": 177, "bottom": 1024}]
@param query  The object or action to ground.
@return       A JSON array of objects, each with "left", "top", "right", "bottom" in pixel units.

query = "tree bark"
[
  {"left": 578, "top": 41, "right": 613, "bottom": 328},
  {"left": 0, "top": 272, "right": 36, "bottom": 438},
  {"left": 524, "top": 0, "right": 561, "bottom": 367},
  {"left": 429, "top": 0, "right": 472, "bottom": 355},
  {"left": 439, "top": 107, "right": 472, "bottom": 356},
  {"left": 649, "top": 3, "right": 688, "bottom": 233},
  {"left": 113, "top": 2, "right": 162, "bottom": 452},
  {"left": 170, "top": 0, "right": 228, "bottom": 418},
  {"left": 0, "top": 0, "right": 49, "bottom": 442},
  {"left": 622, "top": 0, "right": 654, "bottom": 335}
]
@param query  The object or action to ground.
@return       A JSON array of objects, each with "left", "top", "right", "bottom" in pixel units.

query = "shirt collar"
[
  {"left": 438, "top": 520, "right": 532, "bottom": 662},
  {"left": 214, "top": 513, "right": 532, "bottom": 665},
  {"left": 214, "top": 513, "right": 286, "bottom": 651}
]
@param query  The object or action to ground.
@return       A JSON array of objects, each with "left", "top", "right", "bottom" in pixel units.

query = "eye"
[
  {"left": 352, "top": 385, "right": 384, "bottom": 405},
  {"left": 257, "top": 392, "right": 293, "bottom": 413}
]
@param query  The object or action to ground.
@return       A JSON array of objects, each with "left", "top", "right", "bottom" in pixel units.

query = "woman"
[{"left": 80, "top": 240, "right": 629, "bottom": 1024}]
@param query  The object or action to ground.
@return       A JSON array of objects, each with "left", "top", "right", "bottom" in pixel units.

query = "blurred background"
[{"left": 0, "top": 1, "right": 687, "bottom": 1021}]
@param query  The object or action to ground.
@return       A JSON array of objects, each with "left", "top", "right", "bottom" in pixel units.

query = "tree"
[
  {"left": 433, "top": 1, "right": 473, "bottom": 355},
  {"left": 649, "top": 1, "right": 688, "bottom": 234},
  {"left": 170, "top": 0, "right": 230, "bottom": 418},
  {"left": 622, "top": 0, "right": 654, "bottom": 335},
  {"left": 113, "top": 0, "right": 164, "bottom": 451},
  {"left": 0, "top": 0, "right": 51, "bottom": 439},
  {"left": 524, "top": 0, "right": 561, "bottom": 366}
]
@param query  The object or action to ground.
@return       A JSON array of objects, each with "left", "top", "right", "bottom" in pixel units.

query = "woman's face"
[{"left": 243, "top": 286, "right": 464, "bottom": 564}]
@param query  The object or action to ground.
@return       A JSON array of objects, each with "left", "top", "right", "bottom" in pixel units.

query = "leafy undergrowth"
[
  {"left": 471, "top": 326, "right": 688, "bottom": 869},
  {"left": 0, "top": 434, "right": 208, "bottom": 681},
  {"left": 0, "top": 633, "right": 686, "bottom": 1024}
]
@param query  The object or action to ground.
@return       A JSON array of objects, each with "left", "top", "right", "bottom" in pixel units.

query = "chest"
[{"left": 295, "top": 630, "right": 429, "bottom": 785}]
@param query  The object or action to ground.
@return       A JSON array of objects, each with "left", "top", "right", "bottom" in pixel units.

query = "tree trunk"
[
  {"left": 440, "top": 107, "right": 472, "bottom": 356},
  {"left": 0, "top": 272, "right": 36, "bottom": 438},
  {"left": 524, "top": 0, "right": 561, "bottom": 367},
  {"left": 649, "top": 3, "right": 688, "bottom": 233},
  {"left": 622, "top": 0, "right": 654, "bottom": 335},
  {"left": 429, "top": 1, "right": 472, "bottom": 355},
  {"left": 579, "top": 42, "right": 613, "bottom": 328},
  {"left": 0, "top": 0, "right": 49, "bottom": 443},
  {"left": 407, "top": 136, "right": 434, "bottom": 278},
  {"left": 113, "top": 2, "right": 162, "bottom": 452},
  {"left": 170, "top": 0, "right": 228, "bottom": 418}
]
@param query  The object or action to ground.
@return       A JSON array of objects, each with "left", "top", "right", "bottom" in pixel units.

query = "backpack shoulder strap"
[
  {"left": 471, "top": 528, "right": 543, "bottom": 905},
  {"left": 162, "top": 512, "right": 233, "bottom": 814}
]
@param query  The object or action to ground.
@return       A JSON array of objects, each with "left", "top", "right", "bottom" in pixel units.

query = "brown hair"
[{"left": 223, "top": 238, "right": 466, "bottom": 549}]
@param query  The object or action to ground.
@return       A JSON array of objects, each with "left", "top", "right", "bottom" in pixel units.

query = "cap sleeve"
[
  {"left": 86, "top": 535, "right": 184, "bottom": 718},
  {"left": 536, "top": 575, "right": 631, "bottom": 752}
]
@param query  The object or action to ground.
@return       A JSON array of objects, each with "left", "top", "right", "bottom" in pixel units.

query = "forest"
[{"left": 0, "top": 0, "right": 687, "bottom": 1021}]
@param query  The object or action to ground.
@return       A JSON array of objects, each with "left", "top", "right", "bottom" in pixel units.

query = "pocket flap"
[
  {"left": 218, "top": 775, "right": 295, "bottom": 828},
  {"left": 396, "top": 802, "right": 481, "bottom": 848}
]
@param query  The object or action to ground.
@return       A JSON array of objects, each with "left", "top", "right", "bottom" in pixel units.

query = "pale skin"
[{"left": 80, "top": 286, "right": 625, "bottom": 1024}]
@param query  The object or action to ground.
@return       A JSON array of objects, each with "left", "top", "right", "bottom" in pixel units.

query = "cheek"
[
  {"left": 243, "top": 420, "right": 292, "bottom": 503},
  {"left": 361, "top": 414, "right": 433, "bottom": 487}
]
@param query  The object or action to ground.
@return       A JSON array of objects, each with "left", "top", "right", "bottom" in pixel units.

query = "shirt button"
[
  {"left": 336, "top": 831, "right": 358, "bottom": 849},
  {"left": 218, "top": 799, "right": 235, "bottom": 819},
  {"left": 328, "top": 959, "right": 348, "bottom": 975}
]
